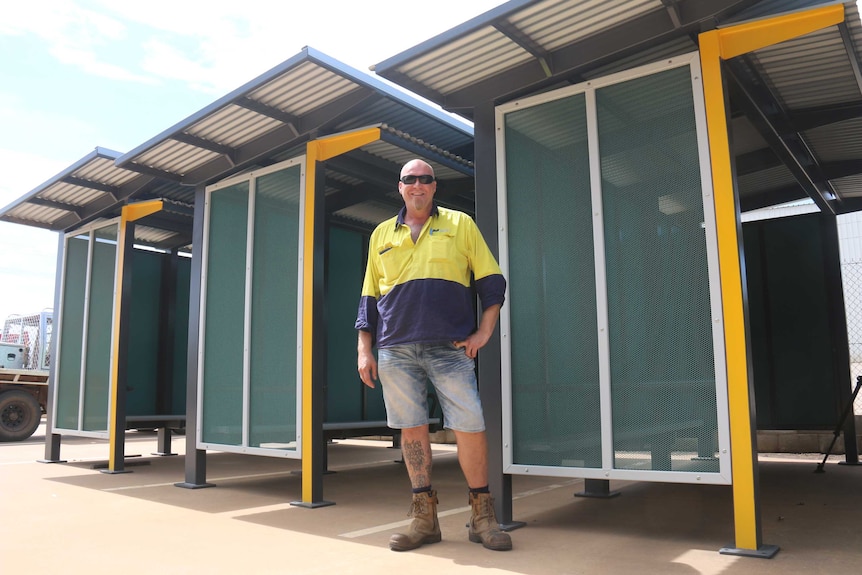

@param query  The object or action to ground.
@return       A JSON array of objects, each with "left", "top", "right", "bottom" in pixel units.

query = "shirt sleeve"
[
  {"left": 465, "top": 217, "right": 507, "bottom": 309},
  {"left": 355, "top": 233, "right": 381, "bottom": 333}
]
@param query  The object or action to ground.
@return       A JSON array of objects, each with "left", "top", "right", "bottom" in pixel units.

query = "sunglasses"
[{"left": 400, "top": 174, "right": 435, "bottom": 185}]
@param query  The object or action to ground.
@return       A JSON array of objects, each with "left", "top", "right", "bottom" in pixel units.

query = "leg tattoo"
[{"left": 402, "top": 439, "right": 432, "bottom": 489}]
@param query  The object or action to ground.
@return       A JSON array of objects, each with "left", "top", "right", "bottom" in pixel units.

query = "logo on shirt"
[{"left": 429, "top": 228, "right": 450, "bottom": 236}]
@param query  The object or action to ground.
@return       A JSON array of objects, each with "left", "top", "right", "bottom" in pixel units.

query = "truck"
[{"left": 0, "top": 311, "right": 51, "bottom": 441}]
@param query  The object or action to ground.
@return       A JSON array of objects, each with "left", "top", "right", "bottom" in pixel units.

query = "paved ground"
[{"left": 2, "top": 422, "right": 861, "bottom": 574}]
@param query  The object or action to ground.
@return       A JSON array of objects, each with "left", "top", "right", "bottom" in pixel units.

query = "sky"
[{"left": 0, "top": 0, "right": 506, "bottom": 324}]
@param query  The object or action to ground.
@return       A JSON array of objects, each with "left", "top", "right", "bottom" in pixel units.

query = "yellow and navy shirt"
[{"left": 355, "top": 204, "right": 506, "bottom": 348}]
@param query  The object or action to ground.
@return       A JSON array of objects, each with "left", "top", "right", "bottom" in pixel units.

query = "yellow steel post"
[
  {"left": 698, "top": 4, "right": 844, "bottom": 557},
  {"left": 299, "top": 140, "right": 320, "bottom": 504},
  {"left": 298, "top": 128, "right": 381, "bottom": 505},
  {"left": 106, "top": 200, "right": 163, "bottom": 472}
]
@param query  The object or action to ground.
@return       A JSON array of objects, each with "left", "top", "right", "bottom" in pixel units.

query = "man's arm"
[
  {"left": 454, "top": 303, "right": 501, "bottom": 359},
  {"left": 357, "top": 330, "right": 378, "bottom": 388}
]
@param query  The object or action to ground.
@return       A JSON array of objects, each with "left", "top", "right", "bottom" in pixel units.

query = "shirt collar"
[{"left": 395, "top": 202, "right": 439, "bottom": 228}]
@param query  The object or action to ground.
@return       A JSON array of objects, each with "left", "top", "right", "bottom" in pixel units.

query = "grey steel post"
[{"left": 177, "top": 185, "right": 213, "bottom": 488}]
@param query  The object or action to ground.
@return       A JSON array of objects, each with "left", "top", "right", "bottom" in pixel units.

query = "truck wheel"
[{"left": 0, "top": 390, "right": 42, "bottom": 441}]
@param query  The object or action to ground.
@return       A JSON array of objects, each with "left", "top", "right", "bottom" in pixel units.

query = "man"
[{"left": 355, "top": 158, "right": 511, "bottom": 552}]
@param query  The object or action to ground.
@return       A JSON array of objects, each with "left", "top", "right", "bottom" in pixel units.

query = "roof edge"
[
  {"left": 115, "top": 48, "right": 316, "bottom": 167},
  {"left": 371, "top": 0, "right": 536, "bottom": 76},
  {"left": 116, "top": 46, "right": 473, "bottom": 169},
  {"left": 304, "top": 47, "right": 473, "bottom": 136},
  {"left": 0, "top": 147, "right": 123, "bottom": 217}
]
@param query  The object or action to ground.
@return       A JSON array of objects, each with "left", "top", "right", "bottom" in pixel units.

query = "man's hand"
[
  {"left": 357, "top": 331, "right": 378, "bottom": 388},
  {"left": 358, "top": 350, "right": 378, "bottom": 388},
  {"left": 454, "top": 331, "right": 490, "bottom": 359},
  {"left": 454, "top": 304, "right": 501, "bottom": 359}
]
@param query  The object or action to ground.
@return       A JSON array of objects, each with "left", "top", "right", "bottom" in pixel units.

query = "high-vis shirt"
[{"left": 355, "top": 204, "right": 506, "bottom": 348}]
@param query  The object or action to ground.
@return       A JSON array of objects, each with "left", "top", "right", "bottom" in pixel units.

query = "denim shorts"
[{"left": 377, "top": 342, "right": 485, "bottom": 433}]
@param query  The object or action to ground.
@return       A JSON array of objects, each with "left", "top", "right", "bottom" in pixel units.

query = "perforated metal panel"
[
  {"left": 199, "top": 157, "right": 305, "bottom": 458},
  {"left": 499, "top": 53, "right": 730, "bottom": 484},
  {"left": 54, "top": 235, "right": 88, "bottom": 431},
  {"left": 503, "top": 93, "right": 602, "bottom": 469},
  {"left": 53, "top": 223, "right": 119, "bottom": 437},
  {"left": 201, "top": 182, "right": 248, "bottom": 446},
  {"left": 598, "top": 66, "right": 719, "bottom": 474},
  {"left": 248, "top": 167, "right": 301, "bottom": 449}
]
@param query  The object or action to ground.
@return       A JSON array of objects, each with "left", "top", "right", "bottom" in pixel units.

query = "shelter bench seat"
[
  {"left": 126, "top": 415, "right": 187, "bottom": 456},
  {"left": 322, "top": 417, "right": 442, "bottom": 441},
  {"left": 319, "top": 418, "right": 442, "bottom": 472},
  {"left": 323, "top": 389, "right": 443, "bottom": 441},
  {"left": 518, "top": 418, "right": 710, "bottom": 471}
]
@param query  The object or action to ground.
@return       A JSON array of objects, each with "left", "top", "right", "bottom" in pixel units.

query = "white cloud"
[
  {"left": 3, "top": 0, "right": 156, "bottom": 84},
  {"left": 138, "top": 38, "right": 227, "bottom": 95},
  {"left": 53, "top": 45, "right": 158, "bottom": 84},
  {"left": 3, "top": 0, "right": 506, "bottom": 95},
  {"left": 0, "top": 222, "right": 58, "bottom": 321},
  {"left": 0, "top": 93, "right": 102, "bottom": 171}
]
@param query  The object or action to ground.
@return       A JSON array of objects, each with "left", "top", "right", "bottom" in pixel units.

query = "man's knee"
[{"left": 401, "top": 424, "right": 430, "bottom": 442}]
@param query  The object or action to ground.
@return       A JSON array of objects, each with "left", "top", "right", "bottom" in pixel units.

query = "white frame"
[
  {"left": 496, "top": 52, "right": 732, "bottom": 485},
  {"left": 197, "top": 155, "right": 306, "bottom": 459},
  {"left": 51, "top": 218, "right": 121, "bottom": 439}
]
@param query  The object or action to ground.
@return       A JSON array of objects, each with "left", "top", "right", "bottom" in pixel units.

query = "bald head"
[{"left": 400, "top": 159, "right": 435, "bottom": 179}]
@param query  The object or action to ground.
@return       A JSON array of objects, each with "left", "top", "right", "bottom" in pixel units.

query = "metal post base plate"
[
  {"left": 174, "top": 482, "right": 216, "bottom": 489},
  {"left": 719, "top": 544, "right": 779, "bottom": 558},
  {"left": 290, "top": 500, "right": 336, "bottom": 509},
  {"left": 499, "top": 520, "right": 527, "bottom": 532},
  {"left": 575, "top": 478, "right": 621, "bottom": 498}
]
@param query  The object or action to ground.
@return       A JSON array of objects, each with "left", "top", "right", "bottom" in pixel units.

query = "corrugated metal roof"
[
  {"left": 0, "top": 47, "right": 476, "bottom": 242},
  {"left": 832, "top": 174, "right": 862, "bottom": 198},
  {"left": 751, "top": 28, "right": 857, "bottom": 109},
  {"left": 115, "top": 47, "right": 472, "bottom": 184},
  {"left": 512, "top": 0, "right": 660, "bottom": 51},
  {"left": 373, "top": 0, "right": 862, "bottom": 214},
  {"left": 806, "top": 116, "right": 862, "bottom": 159},
  {"left": 372, "top": 0, "right": 753, "bottom": 109},
  {"left": 0, "top": 147, "right": 174, "bottom": 237},
  {"left": 738, "top": 165, "right": 798, "bottom": 195}
]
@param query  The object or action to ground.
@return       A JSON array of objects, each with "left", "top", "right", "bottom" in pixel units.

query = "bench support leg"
[
  {"left": 152, "top": 427, "right": 178, "bottom": 456},
  {"left": 575, "top": 479, "right": 621, "bottom": 499}
]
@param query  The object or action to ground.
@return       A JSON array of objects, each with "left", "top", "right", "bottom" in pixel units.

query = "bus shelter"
[
  {"left": 52, "top": 200, "right": 191, "bottom": 470},
  {"left": 191, "top": 126, "right": 472, "bottom": 506},
  {"left": 373, "top": 0, "right": 862, "bottom": 557},
  {"left": 0, "top": 48, "right": 476, "bottom": 505}
]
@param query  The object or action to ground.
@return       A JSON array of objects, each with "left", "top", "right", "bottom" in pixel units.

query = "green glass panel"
[
  {"left": 745, "top": 215, "right": 837, "bottom": 428},
  {"left": 597, "top": 66, "right": 719, "bottom": 472},
  {"left": 249, "top": 166, "right": 300, "bottom": 449},
  {"left": 171, "top": 255, "right": 191, "bottom": 415},
  {"left": 82, "top": 224, "right": 118, "bottom": 431},
  {"left": 56, "top": 235, "right": 89, "bottom": 430},
  {"left": 505, "top": 93, "right": 602, "bottom": 468},
  {"left": 327, "top": 226, "right": 369, "bottom": 423},
  {"left": 202, "top": 183, "right": 249, "bottom": 445},
  {"left": 126, "top": 249, "right": 162, "bottom": 416}
]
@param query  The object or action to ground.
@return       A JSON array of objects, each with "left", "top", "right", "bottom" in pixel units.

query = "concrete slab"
[{"left": 3, "top": 422, "right": 861, "bottom": 574}]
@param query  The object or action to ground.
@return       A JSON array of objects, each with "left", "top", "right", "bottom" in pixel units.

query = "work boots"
[
  {"left": 389, "top": 490, "right": 442, "bottom": 551},
  {"left": 468, "top": 492, "right": 513, "bottom": 551}
]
